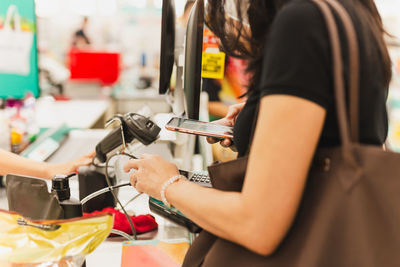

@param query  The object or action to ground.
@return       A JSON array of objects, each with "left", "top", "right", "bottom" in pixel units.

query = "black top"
[{"left": 233, "top": 0, "right": 388, "bottom": 157}]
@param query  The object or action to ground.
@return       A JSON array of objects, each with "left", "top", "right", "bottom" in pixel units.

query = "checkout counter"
[
  {"left": 48, "top": 129, "right": 191, "bottom": 266},
  {"left": 0, "top": 94, "right": 211, "bottom": 266}
]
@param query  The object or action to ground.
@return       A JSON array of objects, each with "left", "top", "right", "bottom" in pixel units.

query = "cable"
[
  {"left": 91, "top": 156, "right": 103, "bottom": 168},
  {"left": 122, "top": 152, "right": 138, "bottom": 160},
  {"left": 91, "top": 156, "right": 114, "bottom": 169},
  {"left": 65, "top": 173, "right": 77, "bottom": 179},
  {"left": 80, "top": 183, "right": 131, "bottom": 205},
  {"left": 123, "top": 193, "right": 143, "bottom": 210},
  {"left": 110, "top": 152, "right": 141, "bottom": 210},
  {"left": 110, "top": 229, "right": 135, "bottom": 241},
  {"left": 105, "top": 153, "right": 137, "bottom": 240}
]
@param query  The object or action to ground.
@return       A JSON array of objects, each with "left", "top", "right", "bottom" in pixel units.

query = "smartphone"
[{"left": 165, "top": 117, "right": 234, "bottom": 139}]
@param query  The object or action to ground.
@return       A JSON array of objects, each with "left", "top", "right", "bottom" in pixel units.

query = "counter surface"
[{"left": 1, "top": 129, "right": 190, "bottom": 267}]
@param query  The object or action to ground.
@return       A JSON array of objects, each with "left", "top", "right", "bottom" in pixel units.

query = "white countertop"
[{"left": 35, "top": 97, "right": 110, "bottom": 129}]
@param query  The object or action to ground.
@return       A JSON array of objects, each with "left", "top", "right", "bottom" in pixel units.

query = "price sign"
[{"left": 201, "top": 52, "right": 226, "bottom": 79}]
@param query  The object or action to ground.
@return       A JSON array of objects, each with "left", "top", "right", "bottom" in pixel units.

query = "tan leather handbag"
[{"left": 183, "top": 0, "right": 400, "bottom": 266}]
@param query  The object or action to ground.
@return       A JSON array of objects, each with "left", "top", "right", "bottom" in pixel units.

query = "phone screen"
[{"left": 166, "top": 117, "right": 234, "bottom": 139}]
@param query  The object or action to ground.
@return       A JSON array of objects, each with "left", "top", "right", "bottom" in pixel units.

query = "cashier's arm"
[
  {"left": 166, "top": 95, "right": 326, "bottom": 255},
  {"left": 0, "top": 149, "right": 94, "bottom": 179}
]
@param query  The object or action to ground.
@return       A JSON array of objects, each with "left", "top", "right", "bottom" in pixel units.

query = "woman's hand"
[
  {"left": 123, "top": 154, "right": 180, "bottom": 199},
  {"left": 207, "top": 102, "right": 245, "bottom": 147},
  {"left": 46, "top": 151, "right": 95, "bottom": 179}
]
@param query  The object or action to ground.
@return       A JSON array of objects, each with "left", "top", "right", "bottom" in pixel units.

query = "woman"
[
  {"left": 0, "top": 148, "right": 94, "bottom": 179},
  {"left": 124, "top": 0, "right": 390, "bottom": 262}
]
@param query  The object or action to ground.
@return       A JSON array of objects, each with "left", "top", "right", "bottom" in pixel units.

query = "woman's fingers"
[
  {"left": 205, "top": 104, "right": 243, "bottom": 146},
  {"left": 221, "top": 138, "right": 232, "bottom": 147},
  {"left": 207, "top": 136, "right": 219, "bottom": 144},
  {"left": 206, "top": 118, "right": 233, "bottom": 145},
  {"left": 122, "top": 153, "right": 180, "bottom": 199},
  {"left": 226, "top": 102, "right": 245, "bottom": 120},
  {"left": 130, "top": 171, "right": 141, "bottom": 190},
  {"left": 123, "top": 159, "right": 140, "bottom": 173},
  {"left": 130, "top": 172, "right": 137, "bottom": 186},
  {"left": 207, "top": 137, "right": 233, "bottom": 147}
]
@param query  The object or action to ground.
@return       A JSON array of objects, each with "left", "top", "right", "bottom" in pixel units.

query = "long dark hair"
[{"left": 206, "top": 0, "right": 392, "bottom": 92}]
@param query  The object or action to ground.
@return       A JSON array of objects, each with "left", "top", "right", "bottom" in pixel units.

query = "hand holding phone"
[
  {"left": 206, "top": 103, "right": 245, "bottom": 147},
  {"left": 166, "top": 117, "right": 234, "bottom": 139}
]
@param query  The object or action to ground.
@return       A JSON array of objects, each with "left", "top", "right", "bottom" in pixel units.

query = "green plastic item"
[{"left": 20, "top": 124, "right": 71, "bottom": 161}]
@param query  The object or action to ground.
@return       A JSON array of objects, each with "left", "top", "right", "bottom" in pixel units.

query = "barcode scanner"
[
  {"left": 80, "top": 113, "right": 160, "bottom": 229},
  {"left": 95, "top": 113, "right": 161, "bottom": 163}
]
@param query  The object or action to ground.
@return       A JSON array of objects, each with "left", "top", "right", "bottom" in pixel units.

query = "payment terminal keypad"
[{"left": 187, "top": 171, "right": 212, "bottom": 187}]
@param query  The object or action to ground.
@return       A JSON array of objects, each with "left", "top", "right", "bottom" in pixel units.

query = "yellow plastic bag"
[{"left": 0, "top": 209, "right": 113, "bottom": 267}]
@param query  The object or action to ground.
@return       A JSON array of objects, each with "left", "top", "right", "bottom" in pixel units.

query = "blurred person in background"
[
  {"left": 203, "top": 56, "right": 249, "bottom": 120},
  {"left": 71, "top": 17, "right": 91, "bottom": 49}
]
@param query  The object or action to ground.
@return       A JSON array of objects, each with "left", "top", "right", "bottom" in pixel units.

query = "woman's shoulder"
[{"left": 272, "top": 0, "right": 325, "bottom": 34}]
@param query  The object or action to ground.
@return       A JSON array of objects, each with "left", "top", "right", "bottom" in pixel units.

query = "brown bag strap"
[
  {"left": 326, "top": 0, "right": 360, "bottom": 142},
  {"left": 310, "top": 0, "right": 360, "bottom": 162}
]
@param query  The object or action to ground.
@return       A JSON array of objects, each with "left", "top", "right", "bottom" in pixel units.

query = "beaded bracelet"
[{"left": 160, "top": 175, "right": 185, "bottom": 208}]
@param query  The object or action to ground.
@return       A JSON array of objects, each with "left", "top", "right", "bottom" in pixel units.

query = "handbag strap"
[
  {"left": 310, "top": 0, "right": 360, "bottom": 162},
  {"left": 4, "top": 5, "right": 21, "bottom": 32},
  {"left": 325, "top": 0, "right": 360, "bottom": 143}
]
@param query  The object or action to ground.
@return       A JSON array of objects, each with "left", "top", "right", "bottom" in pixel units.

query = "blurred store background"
[
  {"left": 33, "top": 0, "right": 400, "bottom": 152},
  {"left": 34, "top": 0, "right": 187, "bottom": 99},
  {"left": 1, "top": 0, "right": 400, "bottom": 154},
  {"left": 376, "top": 0, "right": 400, "bottom": 150},
  {"left": 0, "top": 0, "right": 193, "bottom": 157}
]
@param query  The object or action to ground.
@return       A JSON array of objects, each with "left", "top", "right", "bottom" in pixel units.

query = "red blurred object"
[
  {"left": 68, "top": 49, "right": 120, "bottom": 85},
  {"left": 53, "top": 95, "right": 71, "bottom": 101},
  {"left": 83, "top": 207, "right": 158, "bottom": 235}
]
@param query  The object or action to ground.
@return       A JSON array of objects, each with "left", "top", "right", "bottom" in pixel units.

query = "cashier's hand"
[
  {"left": 207, "top": 102, "right": 245, "bottom": 148},
  {"left": 46, "top": 151, "right": 95, "bottom": 179},
  {"left": 123, "top": 154, "right": 180, "bottom": 199}
]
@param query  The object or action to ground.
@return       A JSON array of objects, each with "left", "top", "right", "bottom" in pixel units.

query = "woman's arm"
[
  {"left": 125, "top": 95, "right": 325, "bottom": 255},
  {"left": 0, "top": 149, "right": 48, "bottom": 178},
  {"left": 0, "top": 149, "right": 94, "bottom": 179}
]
